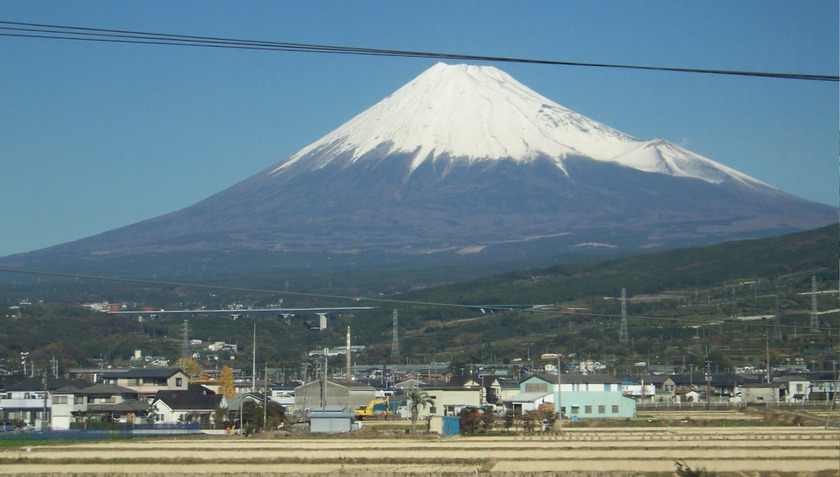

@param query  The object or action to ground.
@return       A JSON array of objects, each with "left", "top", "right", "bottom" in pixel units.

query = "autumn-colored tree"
[
  {"left": 176, "top": 358, "right": 203, "bottom": 379},
  {"left": 218, "top": 365, "right": 235, "bottom": 398},
  {"left": 458, "top": 406, "right": 496, "bottom": 435},
  {"left": 458, "top": 407, "right": 481, "bottom": 435},
  {"left": 537, "top": 402, "right": 557, "bottom": 428}
]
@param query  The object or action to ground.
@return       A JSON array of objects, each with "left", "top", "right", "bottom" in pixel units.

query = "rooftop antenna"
[
  {"left": 619, "top": 288, "right": 630, "bottom": 343},
  {"left": 391, "top": 309, "right": 400, "bottom": 358}
]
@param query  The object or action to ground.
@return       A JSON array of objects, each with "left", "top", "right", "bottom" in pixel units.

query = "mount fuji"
[{"left": 2, "top": 63, "right": 836, "bottom": 277}]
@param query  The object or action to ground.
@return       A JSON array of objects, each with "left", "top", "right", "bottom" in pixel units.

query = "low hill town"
[{"left": 2, "top": 355, "right": 837, "bottom": 436}]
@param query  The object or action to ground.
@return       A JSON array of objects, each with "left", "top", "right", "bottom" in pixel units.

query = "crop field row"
[{"left": 0, "top": 426, "right": 838, "bottom": 476}]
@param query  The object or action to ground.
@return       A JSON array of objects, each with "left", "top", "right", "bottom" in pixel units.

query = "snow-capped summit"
[
  {"left": 271, "top": 62, "right": 763, "bottom": 188},
  {"left": 3, "top": 62, "right": 834, "bottom": 277}
]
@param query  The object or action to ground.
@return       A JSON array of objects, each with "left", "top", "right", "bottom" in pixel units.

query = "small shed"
[
  {"left": 308, "top": 410, "right": 357, "bottom": 433},
  {"left": 429, "top": 415, "right": 460, "bottom": 435}
]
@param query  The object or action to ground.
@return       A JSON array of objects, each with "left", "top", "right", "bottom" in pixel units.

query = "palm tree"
[{"left": 406, "top": 389, "right": 435, "bottom": 434}]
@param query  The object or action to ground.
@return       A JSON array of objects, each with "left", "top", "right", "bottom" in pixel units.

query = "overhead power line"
[{"left": 1, "top": 20, "right": 836, "bottom": 83}]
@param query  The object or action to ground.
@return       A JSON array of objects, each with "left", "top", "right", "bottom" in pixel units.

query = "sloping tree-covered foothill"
[{"left": 0, "top": 225, "right": 836, "bottom": 376}]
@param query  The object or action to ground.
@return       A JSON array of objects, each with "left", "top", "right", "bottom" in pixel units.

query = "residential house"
[
  {"left": 413, "top": 383, "right": 482, "bottom": 419},
  {"left": 0, "top": 377, "right": 89, "bottom": 430},
  {"left": 708, "top": 374, "right": 757, "bottom": 404},
  {"left": 78, "top": 383, "right": 148, "bottom": 425},
  {"left": 676, "top": 389, "right": 702, "bottom": 403},
  {"left": 1, "top": 377, "right": 156, "bottom": 430},
  {"left": 68, "top": 367, "right": 115, "bottom": 384},
  {"left": 269, "top": 385, "right": 297, "bottom": 407},
  {"left": 225, "top": 392, "right": 268, "bottom": 429},
  {"left": 734, "top": 382, "right": 783, "bottom": 405},
  {"left": 191, "top": 378, "right": 222, "bottom": 395},
  {"left": 151, "top": 390, "right": 227, "bottom": 427},
  {"left": 0, "top": 375, "right": 26, "bottom": 394},
  {"left": 809, "top": 372, "right": 839, "bottom": 402},
  {"left": 639, "top": 375, "right": 677, "bottom": 400},
  {"left": 669, "top": 373, "right": 705, "bottom": 392},
  {"left": 50, "top": 384, "right": 86, "bottom": 429},
  {"left": 101, "top": 368, "right": 189, "bottom": 401},
  {"left": 619, "top": 377, "right": 657, "bottom": 402},
  {"left": 445, "top": 375, "right": 487, "bottom": 404},
  {"left": 477, "top": 375, "right": 503, "bottom": 405},
  {"left": 394, "top": 378, "right": 425, "bottom": 390},
  {"left": 497, "top": 378, "right": 523, "bottom": 404},
  {"left": 412, "top": 366, "right": 454, "bottom": 383},
  {"left": 773, "top": 375, "right": 811, "bottom": 403}
]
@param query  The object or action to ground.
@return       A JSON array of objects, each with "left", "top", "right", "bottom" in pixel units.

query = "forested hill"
[
  {"left": 0, "top": 225, "right": 836, "bottom": 372},
  {"left": 399, "top": 224, "right": 838, "bottom": 307}
]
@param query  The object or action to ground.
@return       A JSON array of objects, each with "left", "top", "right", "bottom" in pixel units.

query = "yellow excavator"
[{"left": 354, "top": 397, "right": 391, "bottom": 420}]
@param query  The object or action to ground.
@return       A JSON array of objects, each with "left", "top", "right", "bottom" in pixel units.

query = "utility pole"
[
  {"left": 557, "top": 354, "right": 562, "bottom": 434},
  {"left": 543, "top": 353, "right": 563, "bottom": 434},
  {"left": 774, "top": 295, "right": 782, "bottom": 341},
  {"left": 765, "top": 332, "right": 771, "bottom": 384},
  {"left": 320, "top": 348, "right": 328, "bottom": 409},
  {"left": 705, "top": 357, "right": 711, "bottom": 411},
  {"left": 251, "top": 323, "right": 257, "bottom": 393},
  {"left": 263, "top": 366, "right": 268, "bottom": 431},
  {"left": 346, "top": 326, "right": 352, "bottom": 380},
  {"left": 41, "top": 368, "right": 49, "bottom": 431},
  {"left": 826, "top": 255, "right": 840, "bottom": 428}
]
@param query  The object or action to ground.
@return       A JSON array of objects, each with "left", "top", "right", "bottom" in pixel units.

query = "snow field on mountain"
[{"left": 271, "top": 63, "right": 766, "bottom": 188}]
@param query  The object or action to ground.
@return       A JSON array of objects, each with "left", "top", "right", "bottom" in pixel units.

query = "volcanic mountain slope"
[{"left": 2, "top": 63, "right": 835, "bottom": 275}]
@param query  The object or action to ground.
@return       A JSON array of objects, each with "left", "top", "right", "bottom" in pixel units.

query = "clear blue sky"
[{"left": 1, "top": 1, "right": 837, "bottom": 257}]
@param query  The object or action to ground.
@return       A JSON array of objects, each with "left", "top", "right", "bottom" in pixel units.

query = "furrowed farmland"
[{"left": 1, "top": 426, "right": 838, "bottom": 476}]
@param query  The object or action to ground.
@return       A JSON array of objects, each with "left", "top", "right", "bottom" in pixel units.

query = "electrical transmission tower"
[
  {"left": 619, "top": 288, "right": 630, "bottom": 343},
  {"left": 810, "top": 275, "right": 819, "bottom": 332},
  {"left": 391, "top": 309, "right": 400, "bottom": 358}
]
